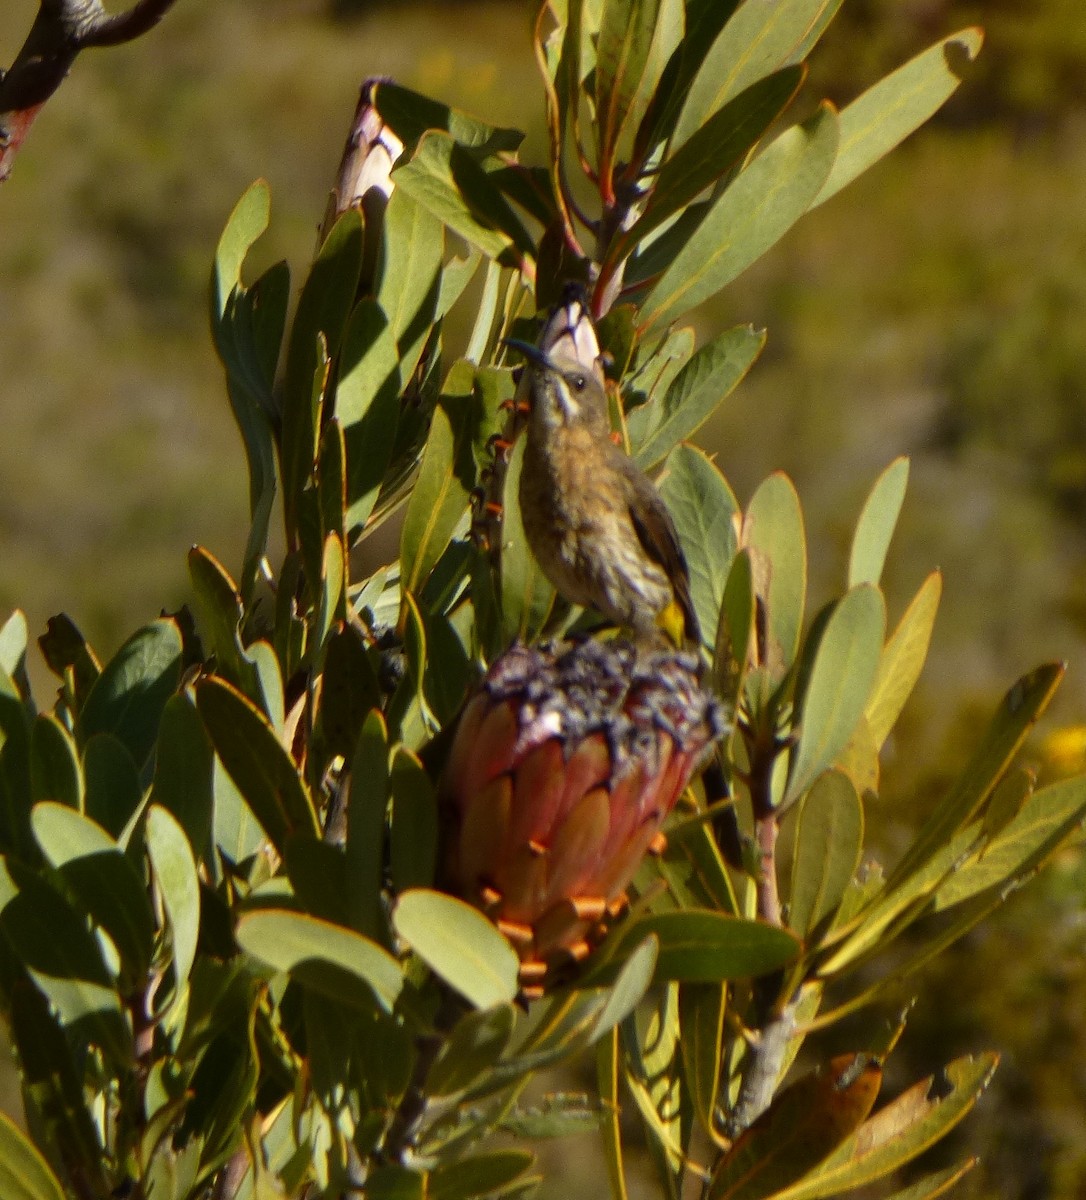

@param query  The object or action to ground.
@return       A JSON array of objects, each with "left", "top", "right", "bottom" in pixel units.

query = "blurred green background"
[{"left": 2, "top": 1, "right": 1085, "bottom": 1196}]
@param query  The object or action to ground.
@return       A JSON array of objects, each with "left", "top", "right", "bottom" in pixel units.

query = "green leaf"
[
  {"left": 150, "top": 693, "right": 215, "bottom": 861},
  {"left": 641, "top": 104, "right": 838, "bottom": 330},
  {"left": 338, "top": 298, "right": 403, "bottom": 535},
  {"left": 31, "top": 802, "right": 155, "bottom": 984},
  {"left": 767, "top": 1055, "right": 996, "bottom": 1200},
  {"left": 786, "top": 585, "right": 886, "bottom": 805},
  {"left": 880, "top": 1163, "right": 978, "bottom": 1200},
  {"left": 671, "top": 0, "right": 840, "bottom": 147},
  {"left": 393, "top": 132, "right": 533, "bottom": 266},
  {"left": 0, "top": 1111, "right": 66, "bottom": 1200},
  {"left": 235, "top": 909, "right": 403, "bottom": 1012},
  {"left": 195, "top": 677, "right": 319, "bottom": 855},
  {"left": 591, "top": 934, "right": 659, "bottom": 1038},
  {"left": 595, "top": 0, "right": 663, "bottom": 170},
  {"left": 389, "top": 747, "right": 438, "bottom": 892},
  {"left": 658, "top": 445, "right": 740, "bottom": 648},
  {"left": 0, "top": 858, "right": 128, "bottom": 1057},
  {"left": 393, "top": 889, "right": 519, "bottom": 1008},
  {"left": 212, "top": 180, "right": 270, "bottom": 321},
  {"left": 400, "top": 392, "right": 477, "bottom": 598},
  {"left": 630, "top": 325, "right": 765, "bottom": 471},
  {"left": 788, "top": 770, "right": 864, "bottom": 937},
  {"left": 376, "top": 189, "right": 444, "bottom": 386},
  {"left": 146, "top": 805, "right": 201, "bottom": 1000},
  {"left": 188, "top": 545, "right": 256, "bottom": 696},
  {"left": 79, "top": 619, "right": 183, "bottom": 768},
  {"left": 372, "top": 80, "right": 524, "bottom": 158},
  {"left": 679, "top": 982, "right": 725, "bottom": 1141},
  {"left": 0, "top": 610, "right": 29, "bottom": 695},
  {"left": 864, "top": 571, "right": 941, "bottom": 750},
  {"left": 890, "top": 663, "right": 1063, "bottom": 885},
  {"left": 745, "top": 473, "right": 807, "bottom": 670},
  {"left": 848, "top": 457, "right": 909, "bottom": 587},
  {"left": 815, "top": 30, "right": 984, "bottom": 207},
  {"left": 82, "top": 733, "right": 142, "bottom": 838},
  {"left": 714, "top": 548, "right": 755, "bottom": 723},
  {"left": 932, "top": 776, "right": 1086, "bottom": 912},
  {"left": 500, "top": 434, "right": 557, "bottom": 644},
  {"left": 429, "top": 1151, "right": 535, "bottom": 1200},
  {"left": 30, "top": 714, "right": 82, "bottom": 811},
  {"left": 317, "top": 624, "right": 382, "bottom": 761},
  {"left": 346, "top": 711, "right": 390, "bottom": 943},
  {"left": 622, "top": 68, "right": 804, "bottom": 263},
  {"left": 498, "top": 1096, "right": 610, "bottom": 1139},
  {"left": 428, "top": 1005, "right": 517, "bottom": 1097},
  {"left": 281, "top": 209, "right": 364, "bottom": 535},
  {"left": 707, "top": 1055, "right": 882, "bottom": 1200},
  {"left": 611, "top": 910, "right": 799, "bottom": 982}
]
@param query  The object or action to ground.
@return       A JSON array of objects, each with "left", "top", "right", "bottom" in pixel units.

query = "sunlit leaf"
[
  {"left": 236, "top": 909, "right": 403, "bottom": 1012},
  {"left": 848, "top": 457, "right": 909, "bottom": 588},
  {"left": 865, "top": 571, "right": 941, "bottom": 750},
  {"left": 679, "top": 982, "right": 725, "bottom": 1141},
  {"left": 744, "top": 473, "right": 807, "bottom": 670},
  {"left": 372, "top": 80, "right": 524, "bottom": 158},
  {"left": 393, "top": 889, "right": 519, "bottom": 1008},
  {"left": 658, "top": 445, "right": 740, "bottom": 648},
  {"left": 816, "top": 30, "right": 984, "bottom": 207},
  {"left": 671, "top": 0, "right": 842, "bottom": 147},
  {"left": 146, "top": 805, "right": 201, "bottom": 999},
  {"left": 707, "top": 1055, "right": 881, "bottom": 1200},
  {"left": 788, "top": 771, "right": 863, "bottom": 937},
  {"left": 786, "top": 585, "right": 886, "bottom": 805},
  {"left": 890, "top": 664, "right": 1063, "bottom": 885},
  {"left": 610, "top": 910, "right": 798, "bottom": 982},
  {"left": 195, "top": 677, "right": 319, "bottom": 854},
  {"left": 631, "top": 325, "right": 765, "bottom": 471},
  {"left": 767, "top": 1055, "right": 996, "bottom": 1200},
  {"left": 642, "top": 105, "right": 838, "bottom": 330},
  {"left": 0, "top": 1111, "right": 66, "bottom": 1200},
  {"left": 79, "top": 619, "right": 182, "bottom": 768}
]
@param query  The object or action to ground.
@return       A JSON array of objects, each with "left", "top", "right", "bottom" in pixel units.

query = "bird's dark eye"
[{"left": 570, "top": 374, "right": 587, "bottom": 392}]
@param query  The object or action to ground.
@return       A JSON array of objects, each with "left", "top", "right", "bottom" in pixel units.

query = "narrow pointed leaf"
[
  {"left": 195, "top": 677, "right": 319, "bottom": 854},
  {"left": 393, "top": 889, "right": 519, "bottom": 1008},
  {"left": 865, "top": 571, "right": 941, "bottom": 750},
  {"left": 79, "top": 619, "right": 182, "bottom": 768},
  {"left": 623, "top": 68, "right": 804, "bottom": 261},
  {"left": 679, "top": 982, "right": 725, "bottom": 1140},
  {"left": 767, "top": 1054, "right": 996, "bottom": 1200},
  {"left": 596, "top": 0, "right": 663, "bottom": 169},
  {"left": 658, "top": 445, "right": 740, "bottom": 647},
  {"left": 789, "top": 771, "right": 863, "bottom": 937},
  {"left": 890, "top": 663, "right": 1063, "bottom": 884},
  {"left": 30, "top": 714, "right": 82, "bottom": 810},
  {"left": 848, "top": 457, "right": 909, "bottom": 587},
  {"left": 787, "top": 586, "right": 886, "bottom": 805},
  {"left": 400, "top": 391, "right": 476, "bottom": 597},
  {"left": 642, "top": 105, "right": 838, "bottom": 330},
  {"left": 672, "top": 0, "right": 842, "bottom": 148},
  {"left": 744, "top": 472, "right": 807, "bottom": 670},
  {"left": 146, "top": 805, "right": 201, "bottom": 997},
  {"left": 428, "top": 1005, "right": 517, "bottom": 1097},
  {"left": 631, "top": 325, "right": 765, "bottom": 471},
  {"left": 707, "top": 1055, "right": 882, "bottom": 1200},
  {"left": 611, "top": 910, "right": 799, "bottom": 982},
  {"left": 815, "top": 30, "right": 984, "bottom": 207},
  {"left": 0, "top": 1111, "right": 66, "bottom": 1200},
  {"left": 372, "top": 80, "right": 524, "bottom": 158},
  {"left": 389, "top": 747, "right": 438, "bottom": 892}
]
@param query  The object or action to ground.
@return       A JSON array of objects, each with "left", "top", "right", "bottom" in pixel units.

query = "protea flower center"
[{"left": 441, "top": 638, "right": 727, "bottom": 991}]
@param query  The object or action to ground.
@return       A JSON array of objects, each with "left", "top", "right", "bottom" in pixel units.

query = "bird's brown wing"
[{"left": 625, "top": 474, "right": 702, "bottom": 648}]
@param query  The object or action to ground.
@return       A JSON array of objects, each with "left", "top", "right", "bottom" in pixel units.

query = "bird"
[{"left": 508, "top": 315, "right": 701, "bottom": 652}]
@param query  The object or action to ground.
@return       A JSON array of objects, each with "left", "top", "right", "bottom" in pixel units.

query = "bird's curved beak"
[{"left": 503, "top": 338, "right": 554, "bottom": 370}]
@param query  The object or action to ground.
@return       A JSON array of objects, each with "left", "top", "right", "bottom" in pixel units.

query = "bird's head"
[{"left": 506, "top": 339, "right": 609, "bottom": 436}]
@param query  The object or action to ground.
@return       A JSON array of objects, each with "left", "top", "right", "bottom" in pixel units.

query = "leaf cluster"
[{"left": 0, "top": 4, "right": 1079, "bottom": 1200}]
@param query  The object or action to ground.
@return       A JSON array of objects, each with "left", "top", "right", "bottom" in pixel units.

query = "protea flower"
[{"left": 441, "top": 638, "right": 727, "bottom": 992}]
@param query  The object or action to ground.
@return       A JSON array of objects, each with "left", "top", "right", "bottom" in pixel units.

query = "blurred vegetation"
[{"left": 1, "top": 0, "right": 1085, "bottom": 1196}]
